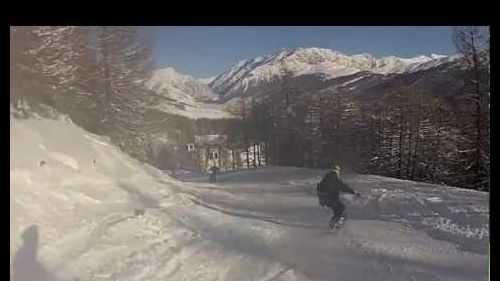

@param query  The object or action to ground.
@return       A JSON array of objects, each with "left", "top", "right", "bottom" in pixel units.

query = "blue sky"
[{"left": 153, "top": 26, "right": 457, "bottom": 78}]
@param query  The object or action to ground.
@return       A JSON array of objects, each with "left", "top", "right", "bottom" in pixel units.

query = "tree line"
[
  {"left": 230, "top": 27, "right": 489, "bottom": 191},
  {"left": 10, "top": 26, "right": 166, "bottom": 162}
]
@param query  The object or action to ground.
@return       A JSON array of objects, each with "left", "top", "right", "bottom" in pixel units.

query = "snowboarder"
[
  {"left": 209, "top": 165, "right": 219, "bottom": 182},
  {"left": 317, "top": 164, "right": 360, "bottom": 229}
]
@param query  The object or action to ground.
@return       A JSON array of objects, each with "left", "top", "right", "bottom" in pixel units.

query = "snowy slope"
[
  {"left": 151, "top": 100, "right": 235, "bottom": 120},
  {"left": 197, "top": 76, "right": 216, "bottom": 85},
  {"left": 10, "top": 116, "right": 187, "bottom": 280},
  {"left": 176, "top": 167, "right": 489, "bottom": 281},
  {"left": 210, "top": 47, "right": 458, "bottom": 99},
  {"left": 11, "top": 116, "right": 488, "bottom": 281},
  {"left": 147, "top": 68, "right": 234, "bottom": 120}
]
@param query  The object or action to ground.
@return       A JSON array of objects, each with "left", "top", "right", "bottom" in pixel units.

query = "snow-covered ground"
[
  {"left": 152, "top": 101, "right": 235, "bottom": 120},
  {"left": 11, "top": 116, "right": 488, "bottom": 281}
]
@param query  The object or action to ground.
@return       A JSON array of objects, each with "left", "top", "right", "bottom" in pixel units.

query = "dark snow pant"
[
  {"left": 210, "top": 173, "right": 216, "bottom": 182},
  {"left": 327, "top": 200, "right": 345, "bottom": 223}
]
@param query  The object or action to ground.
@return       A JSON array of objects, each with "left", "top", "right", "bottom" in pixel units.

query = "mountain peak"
[
  {"left": 430, "top": 53, "right": 448, "bottom": 59},
  {"left": 210, "top": 47, "right": 452, "bottom": 99},
  {"left": 148, "top": 67, "right": 218, "bottom": 102}
]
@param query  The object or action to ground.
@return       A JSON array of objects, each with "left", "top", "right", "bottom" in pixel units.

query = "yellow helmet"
[{"left": 331, "top": 164, "right": 341, "bottom": 176}]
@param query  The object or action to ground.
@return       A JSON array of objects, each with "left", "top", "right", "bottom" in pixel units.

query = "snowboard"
[
  {"left": 318, "top": 217, "right": 346, "bottom": 235},
  {"left": 328, "top": 215, "right": 346, "bottom": 232},
  {"left": 328, "top": 215, "right": 346, "bottom": 230}
]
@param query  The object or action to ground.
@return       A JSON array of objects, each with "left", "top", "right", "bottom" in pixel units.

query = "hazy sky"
[{"left": 153, "top": 26, "right": 457, "bottom": 78}]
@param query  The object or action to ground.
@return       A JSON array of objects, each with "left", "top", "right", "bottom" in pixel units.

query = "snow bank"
[{"left": 10, "top": 116, "right": 174, "bottom": 277}]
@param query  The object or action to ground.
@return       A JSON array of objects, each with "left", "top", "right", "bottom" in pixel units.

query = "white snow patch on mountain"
[
  {"left": 340, "top": 76, "right": 367, "bottom": 87},
  {"left": 197, "top": 77, "right": 216, "bottom": 85},
  {"left": 294, "top": 62, "right": 360, "bottom": 79}
]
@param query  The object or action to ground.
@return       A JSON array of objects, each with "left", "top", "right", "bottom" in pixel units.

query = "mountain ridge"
[{"left": 208, "top": 47, "right": 460, "bottom": 99}]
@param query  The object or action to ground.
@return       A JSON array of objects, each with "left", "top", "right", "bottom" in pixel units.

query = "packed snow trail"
[
  {"left": 173, "top": 167, "right": 488, "bottom": 281},
  {"left": 11, "top": 117, "right": 488, "bottom": 281}
]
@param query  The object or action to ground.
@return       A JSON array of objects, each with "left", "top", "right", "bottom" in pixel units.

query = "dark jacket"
[{"left": 317, "top": 171, "right": 355, "bottom": 205}]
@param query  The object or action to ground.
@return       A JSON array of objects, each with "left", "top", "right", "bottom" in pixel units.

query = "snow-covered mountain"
[
  {"left": 148, "top": 68, "right": 218, "bottom": 102},
  {"left": 209, "top": 47, "right": 459, "bottom": 100},
  {"left": 149, "top": 48, "right": 465, "bottom": 118},
  {"left": 147, "top": 68, "right": 234, "bottom": 120},
  {"left": 197, "top": 76, "right": 216, "bottom": 85}
]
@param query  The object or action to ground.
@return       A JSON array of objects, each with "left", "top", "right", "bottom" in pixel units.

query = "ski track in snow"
[{"left": 10, "top": 118, "right": 488, "bottom": 281}]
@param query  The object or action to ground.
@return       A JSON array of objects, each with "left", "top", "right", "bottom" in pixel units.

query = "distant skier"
[
  {"left": 317, "top": 164, "right": 360, "bottom": 229},
  {"left": 209, "top": 165, "right": 219, "bottom": 182}
]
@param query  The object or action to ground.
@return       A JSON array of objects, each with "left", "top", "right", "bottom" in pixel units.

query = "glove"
[{"left": 354, "top": 192, "right": 361, "bottom": 197}]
